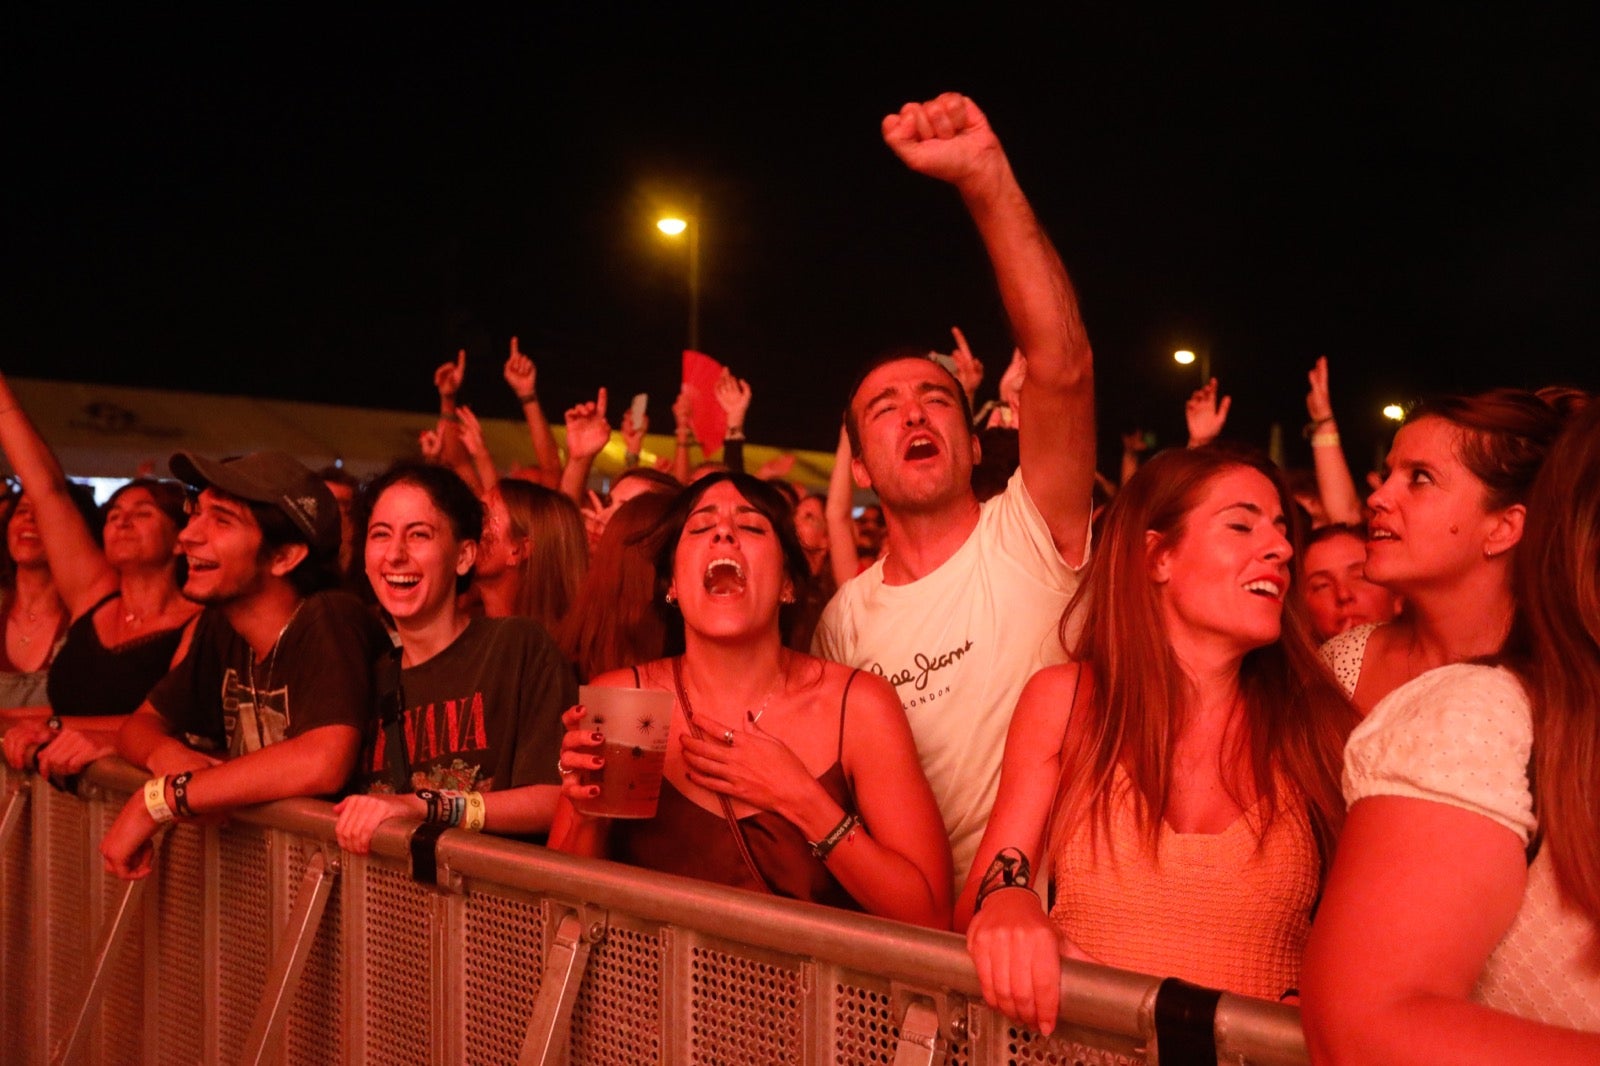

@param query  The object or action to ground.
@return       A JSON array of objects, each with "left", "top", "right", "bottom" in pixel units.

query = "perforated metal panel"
[
  {"left": 286, "top": 841, "right": 345, "bottom": 1066},
  {"left": 1, "top": 781, "right": 34, "bottom": 1059},
  {"left": 1004, "top": 1024, "right": 1142, "bottom": 1065},
  {"left": 464, "top": 889, "right": 545, "bottom": 1066},
  {"left": 830, "top": 976, "right": 973, "bottom": 1066},
  {"left": 154, "top": 823, "right": 207, "bottom": 1065},
  {"left": 689, "top": 943, "right": 803, "bottom": 1065},
  {"left": 568, "top": 920, "right": 662, "bottom": 1063},
  {"left": 96, "top": 800, "right": 146, "bottom": 1066},
  {"left": 216, "top": 825, "right": 273, "bottom": 1065},
  {"left": 832, "top": 982, "right": 897, "bottom": 1065},
  {"left": 361, "top": 859, "right": 435, "bottom": 1065},
  {"left": 44, "top": 784, "right": 90, "bottom": 1050}
]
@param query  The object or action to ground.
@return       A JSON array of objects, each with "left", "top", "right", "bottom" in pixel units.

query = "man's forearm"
[
  {"left": 961, "top": 164, "right": 1090, "bottom": 391},
  {"left": 169, "top": 725, "right": 361, "bottom": 813},
  {"left": 116, "top": 707, "right": 183, "bottom": 769}
]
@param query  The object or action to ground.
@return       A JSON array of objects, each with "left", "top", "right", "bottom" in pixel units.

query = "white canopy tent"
[{"left": 3, "top": 378, "right": 842, "bottom": 494}]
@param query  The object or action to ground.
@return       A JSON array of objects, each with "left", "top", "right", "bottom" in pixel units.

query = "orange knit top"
[{"left": 1049, "top": 767, "right": 1319, "bottom": 999}]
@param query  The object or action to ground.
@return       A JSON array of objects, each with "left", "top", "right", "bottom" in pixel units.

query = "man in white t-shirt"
[{"left": 813, "top": 94, "right": 1096, "bottom": 888}]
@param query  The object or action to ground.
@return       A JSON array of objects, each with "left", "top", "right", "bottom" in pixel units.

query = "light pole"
[
  {"left": 657, "top": 210, "right": 702, "bottom": 351},
  {"left": 1173, "top": 348, "right": 1211, "bottom": 382}
]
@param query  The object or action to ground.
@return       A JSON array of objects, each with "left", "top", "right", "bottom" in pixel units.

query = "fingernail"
[
  {"left": 591, "top": 731, "right": 604, "bottom": 743},
  {"left": 593, "top": 757, "right": 605, "bottom": 767},
  {"left": 588, "top": 786, "right": 600, "bottom": 797}
]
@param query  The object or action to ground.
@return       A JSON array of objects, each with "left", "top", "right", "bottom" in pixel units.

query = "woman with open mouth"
[
  {"left": 1320, "top": 387, "right": 1583, "bottom": 714},
  {"left": 331, "top": 461, "right": 574, "bottom": 853},
  {"left": 960, "top": 446, "right": 1358, "bottom": 1034},
  {"left": 550, "top": 472, "right": 951, "bottom": 929}
]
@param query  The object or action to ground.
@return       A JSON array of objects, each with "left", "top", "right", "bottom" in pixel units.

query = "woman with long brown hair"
[
  {"left": 1302, "top": 403, "right": 1600, "bottom": 1061},
  {"left": 961, "top": 446, "right": 1357, "bottom": 1032},
  {"left": 554, "top": 491, "right": 675, "bottom": 682},
  {"left": 475, "top": 478, "right": 588, "bottom": 632}
]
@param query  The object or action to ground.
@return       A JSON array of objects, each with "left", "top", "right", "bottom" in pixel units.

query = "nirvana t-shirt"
[
  {"left": 148, "top": 590, "right": 390, "bottom": 755},
  {"left": 358, "top": 616, "right": 576, "bottom": 794}
]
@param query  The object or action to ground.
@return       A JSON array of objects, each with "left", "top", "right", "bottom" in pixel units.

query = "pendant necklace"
[{"left": 247, "top": 600, "right": 306, "bottom": 745}]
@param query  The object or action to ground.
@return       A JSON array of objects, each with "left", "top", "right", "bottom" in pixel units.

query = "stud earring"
[{"left": 665, "top": 589, "right": 677, "bottom": 605}]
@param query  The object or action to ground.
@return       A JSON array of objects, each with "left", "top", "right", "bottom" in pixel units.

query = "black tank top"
[{"left": 47, "top": 591, "right": 188, "bottom": 717}]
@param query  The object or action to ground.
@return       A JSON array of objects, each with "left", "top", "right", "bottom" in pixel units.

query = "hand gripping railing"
[{"left": 0, "top": 760, "right": 1310, "bottom": 1066}]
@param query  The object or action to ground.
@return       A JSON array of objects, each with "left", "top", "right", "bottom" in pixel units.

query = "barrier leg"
[
  {"left": 237, "top": 849, "right": 339, "bottom": 1066},
  {"left": 892, "top": 1000, "right": 948, "bottom": 1066},
  {"left": 49, "top": 877, "right": 147, "bottom": 1066},
  {"left": 518, "top": 910, "right": 601, "bottom": 1066},
  {"left": 0, "top": 782, "right": 25, "bottom": 855}
]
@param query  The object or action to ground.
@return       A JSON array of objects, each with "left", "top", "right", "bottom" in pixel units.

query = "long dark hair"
[{"left": 1053, "top": 446, "right": 1358, "bottom": 878}]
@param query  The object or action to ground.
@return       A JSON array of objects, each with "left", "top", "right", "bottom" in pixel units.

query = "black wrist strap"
[
  {"left": 1152, "top": 978, "right": 1222, "bottom": 1066},
  {"left": 408, "top": 821, "right": 450, "bottom": 885}
]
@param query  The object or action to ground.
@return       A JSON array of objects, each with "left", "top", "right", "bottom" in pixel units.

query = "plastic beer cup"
[{"left": 573, "top": 685, "right": 673, "bottom": 819}]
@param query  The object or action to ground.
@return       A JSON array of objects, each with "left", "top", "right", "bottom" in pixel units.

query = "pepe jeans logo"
[{"left": 870, "top": 638, "right": 975, "bottom": 692}]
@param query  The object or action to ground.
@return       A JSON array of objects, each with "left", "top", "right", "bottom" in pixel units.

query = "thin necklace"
[
  {"left": 247, "top": 599, "right": 306, "bottom": 742},
  {"left": 676, "top": 657, "right": 785, "bottom": 729}
]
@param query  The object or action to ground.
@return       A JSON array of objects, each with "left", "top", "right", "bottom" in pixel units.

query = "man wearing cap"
[{"left": 100, "top": 451, "right": 390, "bottom": 880}]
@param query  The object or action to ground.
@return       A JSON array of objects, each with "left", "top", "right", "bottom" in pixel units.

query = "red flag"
[{"left": 681, "top": 350, "right": 728, "bottom": 455}]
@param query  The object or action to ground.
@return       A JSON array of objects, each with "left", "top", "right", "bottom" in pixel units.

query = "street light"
[
  {"left": 1382, "top": 403, "right": 1405, "bottom": 422},
  {"left": 656, "top": 211, "right": 701, "bottom": 351}
]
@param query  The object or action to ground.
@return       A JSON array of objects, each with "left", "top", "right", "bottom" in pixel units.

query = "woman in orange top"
[{"left": 961, "top": 446, "right": 1356, "bottom": 1033}]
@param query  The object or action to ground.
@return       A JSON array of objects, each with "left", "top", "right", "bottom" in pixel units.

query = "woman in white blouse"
[
  {"left": 1319, "top": 388, "right": 1580, "bottom": 712},
  {"left": 1301, "top": 400, "right": 1600, "bottom": 1062}
]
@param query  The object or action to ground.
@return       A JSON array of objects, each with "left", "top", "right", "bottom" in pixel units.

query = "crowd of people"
[{"left": 1, "top": 92, "right": 1595, "bottom": 1061}]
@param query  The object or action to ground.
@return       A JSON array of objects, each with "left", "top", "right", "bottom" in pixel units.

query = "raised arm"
[
  {"left": 432, "top": 349, "right": 473, "bottom": 472},
  {"left": 559, "top": 387, "right": 611, "bottom": 506},
  {"left": 503, "top": 337, "right": 562, "bottom": 488},
  {"left": 453, "top": 405, "right": 498, "bottom": 496},
  {"left": 884, "top": 94, "right": 1094, "bottom": 564},
  {"left": 0, "top": 372, "right": 118, "bottom": 616},
  {"left": 713, "top": 369, "right": 751, "bottom": 474},
  {"left": 949, "top": 326, "right": 985, "bottom": 409},
  {"left": 1185, "top": 378, "right": 1230, "bottom": 448},
  {"left": 670, "top": 388, "right": 694, "bottom": 485},
  {"left": 1304, "top": 356, "right": 1363, "bottom": 526},
  {"left": 826, "top": 426, "right": 861, "bottom": 589}
]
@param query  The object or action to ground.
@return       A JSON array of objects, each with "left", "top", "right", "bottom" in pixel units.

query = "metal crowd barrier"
[{"left": 0, "top": 761, "right": 1310, "bottom": 1066}]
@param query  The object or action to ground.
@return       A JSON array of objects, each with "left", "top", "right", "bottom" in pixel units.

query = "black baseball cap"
[{"left": 169, "top": 450, "right": 341, "bottom": 562}]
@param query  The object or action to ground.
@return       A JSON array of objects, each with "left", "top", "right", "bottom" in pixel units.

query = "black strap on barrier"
[
  {"left": 1152, "top": 977, "right": 1221, "bottom": 1066},
  {"left": 408, "top": 821, "right": 449, "bottom": 885}
]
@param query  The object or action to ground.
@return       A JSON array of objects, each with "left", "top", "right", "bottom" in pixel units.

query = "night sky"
[{"left": 7, "top": 8, "right": 1597, "bottom": 474}]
